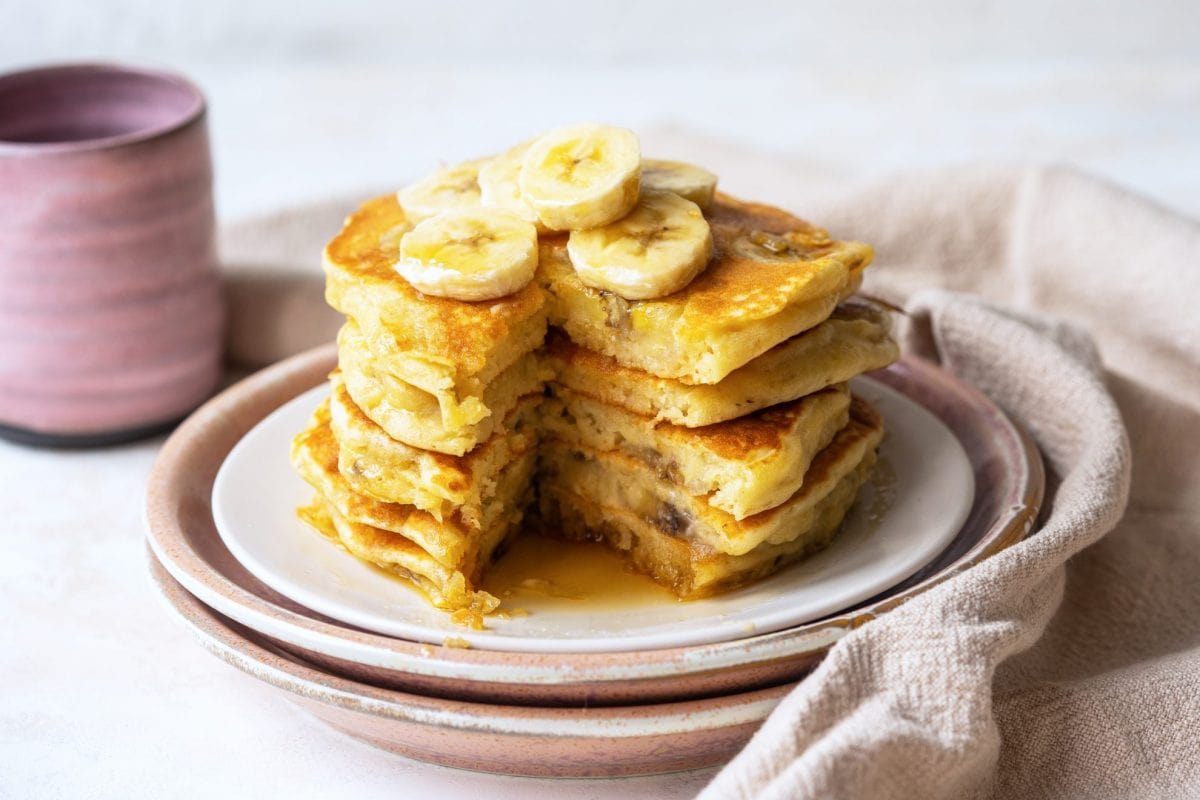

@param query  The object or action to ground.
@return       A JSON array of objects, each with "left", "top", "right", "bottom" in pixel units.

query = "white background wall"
[{"left": 2, "top": 1, "right": 1198, "bottom": 217}]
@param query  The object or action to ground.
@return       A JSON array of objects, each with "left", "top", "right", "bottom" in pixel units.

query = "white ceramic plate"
[{"left": 212, "top": 377, "right": 973, "bottom": 653}]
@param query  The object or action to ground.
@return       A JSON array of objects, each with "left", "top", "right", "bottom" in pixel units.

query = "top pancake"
[
  {"left": 326, "top": 192, "right": 872, "bottom": 393},
  {"left": 324, "top": 195, "right": 549, "bottom": 392},
  {"left": 542, "top": 192, "right": 873, "bottom": 384}
]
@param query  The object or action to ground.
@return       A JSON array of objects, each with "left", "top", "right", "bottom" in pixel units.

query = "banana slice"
[
  {"left": 477, "top": 142, "right": 550, "bottom": 233},
  {"left": 397, "top": 159, "right": 485, "bottom": 221},
  {"left": 519, "top": 123, "right": 641, "bottom": 231},
  {"left": 567, "top": 191, "right": 713, "bottom": 300},
  {"left": 641, "top": 159, "right": 718, "bottom": 210},
  {"left": 396, "top": 209, "right": 538, "bottom": 302}
]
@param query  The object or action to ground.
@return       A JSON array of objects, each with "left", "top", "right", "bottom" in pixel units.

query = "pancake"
[
  {"left": 544, "top": 301, "right": 898, "bottom": 427},
  {"left": 329, "top": 372, "right": 541, "bottom": 526},
  {"left": 540, "top": 384, "right": 850, "bottom": 520},
  {"left": 298, "top": 498, "right": 502, "bottom": 617},
  {"left": 291, "top": 401, "right": 536, "bottom": 594},
  {"left": 325, "top": 194, "right": 549, "bottom": 397},
  {"left": 541, "top": 193, "right": 872, "bottom": 385},
  {"left": 537, "top": 444, "right": 878, "bottom": 599},
  {"left": 538, "top": 397, "right": 883, "bottom": 558},
  {"left": 338, "top": 319, "right": 549, "bottom": 455}
]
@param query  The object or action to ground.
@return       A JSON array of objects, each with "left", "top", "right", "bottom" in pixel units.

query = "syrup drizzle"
[{"left": 482, "top": 534, "right": 677, "bottom": 611}]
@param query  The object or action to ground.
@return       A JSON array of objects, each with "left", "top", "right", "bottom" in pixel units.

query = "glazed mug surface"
[{"left": 0, "top": 63, "right": 223, "bottom": 446}]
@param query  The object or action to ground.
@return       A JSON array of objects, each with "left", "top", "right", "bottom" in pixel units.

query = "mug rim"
[{"left": 0, "top": 62, "right": 206, "bottom": 155}]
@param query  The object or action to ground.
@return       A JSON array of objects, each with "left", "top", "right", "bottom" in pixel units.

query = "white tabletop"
[{"left": 4, "top": 5, "right": 1200, "bottom": 797}]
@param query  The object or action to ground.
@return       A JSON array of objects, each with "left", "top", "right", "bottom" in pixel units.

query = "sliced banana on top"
[
  {"left": 397, "top": 159, "right": 485, "bottom": 221},
  {"left": 396, "top": 208, "right": 538, "bottom": 302},
  {"left": 567, "top": 191, "right": 713, "bottom": 300},
  {"left": 641, "top": 159, "right": 718, "bottom": 210},
  {"left": 519, "top": 123, "right": 641, "bottom": 231},
  {"left": 477, "top": 142, "right": 549, "bottom": 233}
]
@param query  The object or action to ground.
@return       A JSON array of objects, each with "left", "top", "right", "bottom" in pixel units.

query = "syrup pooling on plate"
[{"left": 482, "top": 535, "right": 677, "bottom": 611}]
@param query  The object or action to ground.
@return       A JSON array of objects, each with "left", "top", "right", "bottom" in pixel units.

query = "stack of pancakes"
[
  {"left": 292, "top": 190, "right": 898, "bottom": 620},
  {"left": 292, "top": 195, "right": 551, "bottom": 621}
]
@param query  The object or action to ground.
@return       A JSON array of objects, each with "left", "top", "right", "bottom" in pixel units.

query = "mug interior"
[{"left": 0, "top": 64, "right": 203, "bottom": 148}]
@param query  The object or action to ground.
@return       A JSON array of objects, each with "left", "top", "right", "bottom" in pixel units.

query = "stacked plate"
[{"left": 145, "top": 344, "right": 1043, "bottom": 778}]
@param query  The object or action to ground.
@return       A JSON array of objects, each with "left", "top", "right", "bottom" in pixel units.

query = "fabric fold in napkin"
[
  {"left": 219, "top": 156, "right": 1200, "bottom": 799},
  {"left": 700, "top": 289, "right": 1132, "bottom": 799}
]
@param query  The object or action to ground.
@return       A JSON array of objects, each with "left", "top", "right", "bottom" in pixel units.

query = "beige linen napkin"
[{"left": 220, "top": 159, "right": 1200, "bottom": 799}]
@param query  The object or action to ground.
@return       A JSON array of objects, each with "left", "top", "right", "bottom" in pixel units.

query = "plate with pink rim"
[
  {"left": 148, "top": 553, "right": 790, "bottom": 777},
  {"left": 145, "top": 345, "right": 1043, "bottom": 705}
]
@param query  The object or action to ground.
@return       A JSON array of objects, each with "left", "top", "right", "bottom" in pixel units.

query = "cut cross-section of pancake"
[
  {"left": 291, "top": 401, "right": 534, "bottom": 615},
  {"left": 338, "top": 319, "right": 549, "bottom": 456},
  {"left": 298, "top": 498, "right": 501, "bottom": 619},
  {"left": 541, "top": 193, "right": 873, "bottom": 385},
  {"left": 543, "top": 301, "right": 898, "bottom": 427},
  {"left": 328, "top": 371, "right": 541, "bottom": 526},
  {"left": 537, "top": 431, "right": 879, "bottom": 599},
  {"left": 538, "top": 397, "right": 884, "bottom": 560},
  {"left": 325, "top": 194, "right": 550, "bottom": 405},
  {"left": 541, "top": 384, "right": 850, "bottom": 520}
]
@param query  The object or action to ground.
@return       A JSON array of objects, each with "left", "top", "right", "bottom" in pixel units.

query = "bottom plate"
[{"left": 150, "top": 553, "right": 789, "bottom": 778}]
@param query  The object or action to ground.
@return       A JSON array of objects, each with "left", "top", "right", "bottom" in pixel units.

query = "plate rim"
[
  {"left": 145, "top": 344, "right": 1043, "bottom": 687},
  {"left": 148, "top": 552, "right": 791, "bottom": 776},
  {"left": 148, "top": 552, "right": 792, "bottom": 734}
]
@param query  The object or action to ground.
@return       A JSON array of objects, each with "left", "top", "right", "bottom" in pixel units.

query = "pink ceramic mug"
[{"left": 0, "top": 63, "right": 224, "bottom": 446}]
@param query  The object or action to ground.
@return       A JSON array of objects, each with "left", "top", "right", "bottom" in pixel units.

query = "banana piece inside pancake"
[
  {"left": 538, "top": 428, "right": 879, "bottom": 599},
  {"left": 541, "top": 383, "right": 850, "bottom": 520},
  {"left": 538, "top": 396, "right": 884, "bottom": 558}
]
